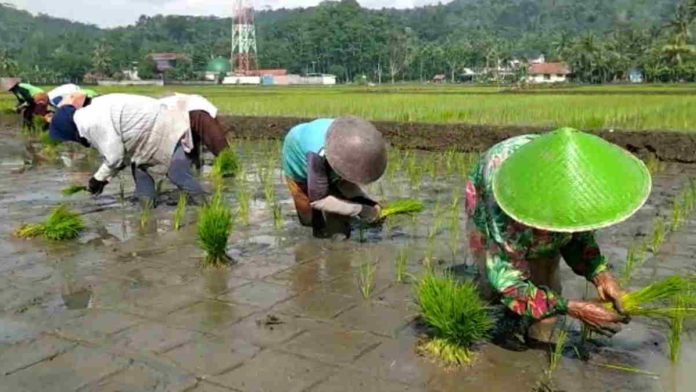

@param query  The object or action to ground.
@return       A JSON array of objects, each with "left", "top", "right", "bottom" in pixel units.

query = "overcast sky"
[{"left": 6, "top": 0, "right": 448, "bottom": 28}]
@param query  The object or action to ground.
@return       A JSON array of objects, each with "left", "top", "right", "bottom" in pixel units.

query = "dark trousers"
[{"left": 132, "top": 143, "right": 206, "bottom": 205}]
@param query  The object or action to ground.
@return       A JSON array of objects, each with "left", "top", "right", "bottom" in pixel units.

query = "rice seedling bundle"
[
  {"left": 415, "top": 272, "right": 492, "bottom": 366},
  {"left": 61, "top": 185, "right": 88, "bottom": 196},
  {"left": 668, "top": 295, "right": 687, "bottom": 362},
  {"left": 380, "top": 199, "right": 425, "bottom": 219},
  {"left": 613, "top": 275, "right": 696, "bottom": 318},
  {"left": 197, "top": 192, "right": 233, "bottom": 266},
  {"left": 210, "top": 148, "right": 240, "bottom": 178},
  {"left": 15, "top": 205, "right": 84, "bottom": 240}
]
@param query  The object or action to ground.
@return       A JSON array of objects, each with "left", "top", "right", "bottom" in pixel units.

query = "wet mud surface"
[
  {"left": 221, "top": 115, "right": 696, "bottom": 163},
  {"left": 0, "top": 123, "right": 695, "bottom": 392}
]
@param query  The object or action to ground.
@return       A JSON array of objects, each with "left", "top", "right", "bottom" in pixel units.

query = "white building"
[{"left": 526, "top": 62, "right": 571, "bottom": 83}]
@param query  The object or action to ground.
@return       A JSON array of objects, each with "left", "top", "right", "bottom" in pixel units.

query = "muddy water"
[{"left": 0, "top": 125, "right": 695, "bottom": 392}]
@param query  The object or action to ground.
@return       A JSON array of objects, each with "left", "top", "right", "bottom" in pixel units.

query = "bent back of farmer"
[
  {"left": 1, "top": 78, "right": 49, "bottom": 129},
  {"left": 466, "top": 128, "right": 651, "bottom": 344},
  {"left": 49, "top": 93, "right": 206, "bottom": 206},
  {"left": 282, "top": 116, "right": 387, "bottom": 238}
]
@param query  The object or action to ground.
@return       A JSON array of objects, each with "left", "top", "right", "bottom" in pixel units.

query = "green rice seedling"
[
  {"left": 379, "top": 199, "right": 425, "bottom": 219},
  {"left": 395, "top": 247, "right": 408, "bottom": 283},
  {"left": 670, "top": 200, "right": 683, "bottom": 232},
  {"left": 42, "top": 205, "right": 85, "bottom": 240},
  {"left": 548, "top": 328, "right": 567, "bottom": 375},
  {"left": 598, "top": 363, "right": 659, "bottom": 376},
  {"left": 644, "top": 154, "right": 666, "bottom": 175},
  {"left": 61, "top": 185, "right": 88, "bottom": 196},
  {"left": 416, "top": 272, "right": 492, "bottom": 366},
  {"left": 620, "top": 241, "right": 648, "bottom": 286},
  {"left": 668, "top": 295, "right": 686, "bottom": 363},
  {"left": 272, "top": 202, "right": 283, "bottom": 230},
  {"left": 649, "top": 217, "right": 666, "bottom": 253},
  {"left": 140, "top": 200, "right": 153, "bottom": 231},
  {"left": 236, "top": 183, "right": 251, "bottom": 225},
  {"left": 197, "top": 192, "right": 233, "bottom": 267},
  {"left": 173, "top": 193, "right": 187, "bottom": 230},
  {"left": 612, "top": 276, "right": 692, "bottom": 317},
  {"left": 357, "top": 260, "right": 377, "bottom": 299},
  {"left": 449, "top": 193, "right": 462, "bottom": 260},
  {"left": 14, "top": 205, "right": 84, "bottom": 240},
  {"left": 210, "top": 148, "right": 240, "bottom": 178}
]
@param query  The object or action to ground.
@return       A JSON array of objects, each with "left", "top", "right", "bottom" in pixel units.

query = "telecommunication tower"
[{"left": 231, "top": 0, "right": 257, "bottom": 74}]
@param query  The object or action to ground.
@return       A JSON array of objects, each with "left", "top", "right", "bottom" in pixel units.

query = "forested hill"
[{"left": 0, "top": 0, "right": 688, "bottom": 83}]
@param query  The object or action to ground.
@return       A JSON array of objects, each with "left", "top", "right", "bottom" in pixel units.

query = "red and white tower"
[{"left": 231, "top": 0, "right": 257, "bottom": 75}]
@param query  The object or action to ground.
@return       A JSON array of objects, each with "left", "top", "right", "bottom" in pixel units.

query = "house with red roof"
[{"left": 526, "top": 62, "right": 571, "bottom": 84}]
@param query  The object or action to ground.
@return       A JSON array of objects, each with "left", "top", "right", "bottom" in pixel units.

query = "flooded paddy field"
[{"left": 1, "top": 122, "right": 695, "bottom": 392}]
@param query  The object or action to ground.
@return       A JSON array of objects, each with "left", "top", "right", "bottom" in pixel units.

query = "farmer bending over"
[
  {"left": 48, "top": 83, "right": 99, "bottom": 108},
  {"left": 466, "top": 128, "right": 651, "bottom": 343},
  {"left": 282, "top": 116, "right": 386, "bottom": 238},
  {"left": 159, "top": 93, "right": 230, "bottom": 169},
  {"left": 48, "top": 92, "right": 211, "bottom": 206},
  {"left": 1, "top": 77, "right": 49, "bottom": 129}
]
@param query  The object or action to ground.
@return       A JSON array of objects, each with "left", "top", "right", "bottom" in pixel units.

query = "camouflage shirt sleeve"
[{"left": 560, "top": 231, "right": 608, "bottom": 280}]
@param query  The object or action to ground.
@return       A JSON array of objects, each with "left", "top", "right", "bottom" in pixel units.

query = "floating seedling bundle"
[
  {"left": 415, "top": 272, "right": 492, "bottom": 366},
  {"left": 61, "top": 185, "right": 88, "bottom": 196},
  {"left": 380, "top": 199, "right": 425, "bottom": 219},
  {"left": 14, "top": 204, "right": 84, "bottom": 241}
]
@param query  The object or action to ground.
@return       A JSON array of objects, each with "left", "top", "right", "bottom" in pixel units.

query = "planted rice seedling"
[
  {"left": 140, "top": 200, "right": 153, "bottom": 231},
  {"left": 548, "top": 328, "right": 567, "bottom": 375},
  {"left": 416, "top": 272, "right": 492, "bottom": 366},
  {"left": 210, "top": 147, "right": 240, "bottom": 178},
  {"left": 173, "top": 193, "right": 187, "bottom": 230},
  {"left": 61, "top": 185, "right": 88, "bottom": 196},
  {"left": 621, "top": 241, "right": 648, "bottom": 286},
  {"left": 197, "top": 191, "right": 233, "bottom": 267},
  {"left": 357, "top": 260, "right": 377, "bottom": 299},
  {"left": 670, "top": 200, "right": 683, "bottom": 232},
  {"left": 668, "top": 295, "right": 687, "bottom": 362},
  {"left": 236, "top": 184, "right": 251, "bottom": 225},
  {"left": 272, "top": 202, "right": 283, "bottom": 230},
  {"left": 649, "top": 217, "right": 666, "bottom": 253},
  {"left": 15, "top": 204, "right": 84, "bottom": 241},
  {"left": 380, "top": 199, "right": 425, "bottom": 219},
  {"left": 395, "top": 247, "right": 408, "bottom": 283}
]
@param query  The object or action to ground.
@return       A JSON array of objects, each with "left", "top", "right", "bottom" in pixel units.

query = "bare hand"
[
  {"left": 593, "top": 271, "right": 627, "bottom": 315},
  {"left": 567, "top": 299, "right": 628, "bottom": 337}
]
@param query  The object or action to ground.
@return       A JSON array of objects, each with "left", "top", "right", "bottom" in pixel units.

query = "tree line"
[{"left": 1, "top": 0, "right": 695, "bottom": 84}]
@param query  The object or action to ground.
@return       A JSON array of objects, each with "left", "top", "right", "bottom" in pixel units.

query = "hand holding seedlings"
[
  {"left": 567, "top": 299, "right": 627, "bottom": 337},
  {"left": 281, "top": 116, "right": 386, "bottom": 238}
]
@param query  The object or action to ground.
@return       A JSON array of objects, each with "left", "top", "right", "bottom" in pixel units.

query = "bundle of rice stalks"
[
  {"left": 618, "top": 275, "right": 694, "bottom": 317},
  {"left": 14, "top": 205, "right": 84, "bottom": 241},
  {"left": 210, "top": 148, "right": 240, "bottom": 179},
  {"left": 197, "top": 192, "right": 233, "bottom": 267},
  {"left": 415, "top": 272, "right": 492, "bottom": 366},
  {"left": 42, "top": 205, "right": 85, "bottom": 240},
  {"left": 61, "top": 185, "right": 88, "bottom": 196},
  {"left": 380, "top": 199, "right": 425, "bottom": 219}
]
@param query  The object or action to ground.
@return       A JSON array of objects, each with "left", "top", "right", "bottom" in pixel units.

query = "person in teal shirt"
[
  {"left": 1, "top": 77, "right": 49, "bottom": 129},
  {"left": 282, "top": 116, "right": 387, "bottom": 238}
]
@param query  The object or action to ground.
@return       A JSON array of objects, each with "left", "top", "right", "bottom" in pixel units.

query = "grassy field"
[{"left": 2, "top": 84, "right": 696, "bottom": 132}]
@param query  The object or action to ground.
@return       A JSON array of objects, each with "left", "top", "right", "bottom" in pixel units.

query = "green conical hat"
[{"left": 492, "top": 128, "right": 651, "bottom": 232}]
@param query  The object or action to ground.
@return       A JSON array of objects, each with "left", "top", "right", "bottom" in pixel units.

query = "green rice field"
[{"left": 3, "top": 84, "right": 696, "bottom": 132}]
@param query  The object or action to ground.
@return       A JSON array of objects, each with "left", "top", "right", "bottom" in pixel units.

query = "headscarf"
[{"left": 49, "top": 105, "right": 90, "bottom": 147}]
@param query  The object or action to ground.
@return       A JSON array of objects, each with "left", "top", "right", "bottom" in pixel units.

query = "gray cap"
[{"left": 325, "top": 116, "right": 387, "bottom": 184}]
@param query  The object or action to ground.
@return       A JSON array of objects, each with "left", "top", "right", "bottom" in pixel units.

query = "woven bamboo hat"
[
  {"left": 1, "top": 77, "right": 20, "bottom": 91},
  {"left": 492, "top": 128, "right": 652, "bottom": 232},
  {"left": 325, "top": 116, "right": 387, "bottom": 184}
]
